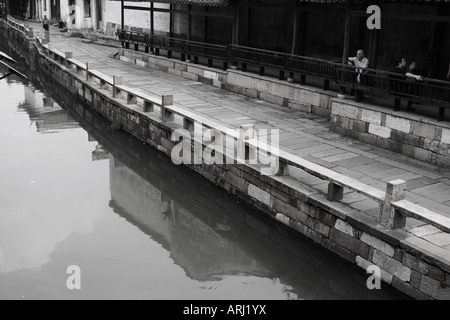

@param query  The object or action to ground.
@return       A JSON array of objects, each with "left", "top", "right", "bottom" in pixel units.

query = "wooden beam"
[
  {"left": 351, "top": 10, "right": 450, "bottom": 23},
  {"left": 123, "top": 6, "right": 233, "bottom": 18}
]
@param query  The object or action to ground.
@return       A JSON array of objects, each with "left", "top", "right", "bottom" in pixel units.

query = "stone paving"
[{"left": 28, "top": 22, "right": 450, "bottom": 253}]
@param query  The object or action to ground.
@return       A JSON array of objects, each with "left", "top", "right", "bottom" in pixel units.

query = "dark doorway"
[
  {"left": 96, "top": 0, "right": 102, "bottom": 30},
  {"left": 50, "top": 0, "right": 60, "bottom": 22}
]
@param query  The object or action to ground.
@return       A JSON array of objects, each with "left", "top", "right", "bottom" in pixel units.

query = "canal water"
[{"left": 0, "top": 37, "right": 406, "bottom": 300}]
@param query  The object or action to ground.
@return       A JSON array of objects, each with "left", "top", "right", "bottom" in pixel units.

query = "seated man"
[{"left": 389, "top": 58, "right": 423, "bottom": 111}]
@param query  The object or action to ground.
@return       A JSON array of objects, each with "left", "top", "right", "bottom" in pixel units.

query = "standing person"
[
  {"left": 43, "top": 15, "right": 49, "bottom": 32},
  {"left": 389, "top": 57, "right": 423, "bottom": 111},
  {"left": 410, "top": 39, "right": 431, "bottom": 77},
  {"left": 348, "top": 49, "right": 369, "bottom": 101}
]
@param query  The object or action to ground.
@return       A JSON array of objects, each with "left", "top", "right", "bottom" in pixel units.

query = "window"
[{"left": 84, "top": 0, "right": 91, "bottom": 18}]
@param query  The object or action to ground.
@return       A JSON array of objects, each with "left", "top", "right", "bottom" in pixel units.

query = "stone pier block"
[{"left": 379, "top": 180, "right": 406, "bottom": 229}]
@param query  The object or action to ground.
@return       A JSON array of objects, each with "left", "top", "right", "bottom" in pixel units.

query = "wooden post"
[
  {"left": 342, "top": 1, "right": 352, "bottom": 64},
  {"left": 187, "top": 5, "right": 191, "bottom": 41},
  {"left": 232, "top": 2, "right": 240, "bottom": 45},
  {"left": 121, "top": 0, "right": 124, "bottom": 30},
  {"left": 291, "top": 1, "right": 299, "bottom": 55},
  {"left": 369, "top": 29, "right": 380, "bottom": 69},
  {"left": 204, "top": 7, "right": 208, "bottom": 43},
  {"left": 169, "top": 4, "right": 173, "bottom": 38},
  {"left": 340, "top": 0, "right": 352, "bottom": 96},
  {"left": 150, "top": 2, "right": 154, "bottom": 53}
]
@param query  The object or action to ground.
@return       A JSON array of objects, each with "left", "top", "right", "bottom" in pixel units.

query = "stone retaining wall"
[{"left": 331, "top": 100, "right": 450, "bottom": 167}]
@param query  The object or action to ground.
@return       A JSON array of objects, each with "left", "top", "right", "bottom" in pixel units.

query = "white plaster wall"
[{"left": 103, "top": 1, "right": 170, "bottom": 33}]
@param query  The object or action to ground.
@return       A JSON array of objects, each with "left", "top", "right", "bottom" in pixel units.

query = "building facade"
[{"left": 5, "top": 0, "right": 450, "bottom": 80}]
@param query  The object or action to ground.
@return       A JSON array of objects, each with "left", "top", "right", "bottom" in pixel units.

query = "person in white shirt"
[
  {"left": 348, "top": 49, "right": 369, "bottom": 101},
  {"left": 348, "top": 49, "right": 369, "bottom": 82}
]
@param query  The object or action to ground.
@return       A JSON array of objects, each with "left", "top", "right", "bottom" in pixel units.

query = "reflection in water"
[{"left": 0, "top": 35, "right": 406, "bottom": 300}]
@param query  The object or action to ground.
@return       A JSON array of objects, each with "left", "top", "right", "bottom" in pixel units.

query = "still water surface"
[{"left": 0, "top": 42, "right": 406, "bottom": 300}]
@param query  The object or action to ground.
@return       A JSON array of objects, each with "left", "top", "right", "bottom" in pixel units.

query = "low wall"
[{"left": 330, "top": 100, "right": 450, "bottom": 167}]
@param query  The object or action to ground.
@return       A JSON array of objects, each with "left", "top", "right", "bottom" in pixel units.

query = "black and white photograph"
[{"left": 1, "top": 0, "right": 450, "bottom": 303}]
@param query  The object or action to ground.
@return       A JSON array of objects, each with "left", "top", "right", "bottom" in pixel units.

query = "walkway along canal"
[
  {"left": 0, "top": 33, "right": 407, "bottom": 300},
  {"left": 2, "top": 17, "right": 450, "bottom": 300}
]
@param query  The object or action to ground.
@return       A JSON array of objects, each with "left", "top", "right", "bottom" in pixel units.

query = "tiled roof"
[
  {"left": 108, "top": 0, "right": 230, "bottom": 6},
  {"left": 110, "top": 0, "right": 450, "bottom": 5}
]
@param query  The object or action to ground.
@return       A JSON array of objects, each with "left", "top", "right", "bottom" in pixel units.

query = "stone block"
[
  {"left": 392, "top": 277, "right": 430, "bottom": 300},
  {"left": 414, "top": 148, "right": 432, "bottom": 162},
  {"left": 373, "top": 250, "right": 411, "bottom": 282},
  {"left": 314, "top": 220, "right": 330, "bottom": 237},
  {"left": 441, "top": 128, "right": 450, "bottom": 144},
  {"left": 436, "top": 155, "right": 450, "bottom": 167},
  {"left": 317, "top": 209, "right": 337, "bottom": 227},
  {"left": 358, "top": 132, "right": 378, "bottom": 146},
  {"left": 290, "top": 221, "right": 322, "bottom": 244},
  {"left": 376, "top": 137, "right": 403, "bottom": 153},
  {"left": 321, "top": 238, "right": 332, "bottom": 250},
  {"left": 428, "top": 264, "right": 446, "bottom": 282},
  {"left": 329, "top": 229, "right": 370, "bottom": 259},
  {"left": 330, "top": 243, "right": 351, "bottom": 261},
  {"left": 420, "top": 275, "right": 450, "bottom": 300},
  {"left": 360, "top": 232, "right": 395, "bottom": 257},
  {"left": 334, "top": 219, "right": 355, "bottom": 237},
  {"left": 331, "top": 102, "right": 359, "bottom": 120},
  {"left": 248, "top": 184, "right": 271, "bottom": 206},
  {"left": 272, "top": 198, "right": 309, "bottom": 225},
  {"left": 368, "top": 124, "right": 391, "bottom": 138},
  {"left": 275, "top": 213, "right": 290, "bottom": 226},
  {"left": 361, "top": 109, "right": 382, "bottom": 125},
  {"left": 355, "top": 255, "right": 393, "bottom": 284},
  {"left": 385, "top": 115, "right": 411, "bottom": 133},
  {"left": 410, "top": 270, "right": 422, "bottom": 289},
  {"left": 412, "top": 123, "right": 437, "bottom": 140}
]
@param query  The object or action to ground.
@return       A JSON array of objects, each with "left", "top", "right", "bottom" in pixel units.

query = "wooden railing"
[{"left": 119, "top": 30, "right": 229, "bottom": 69}]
